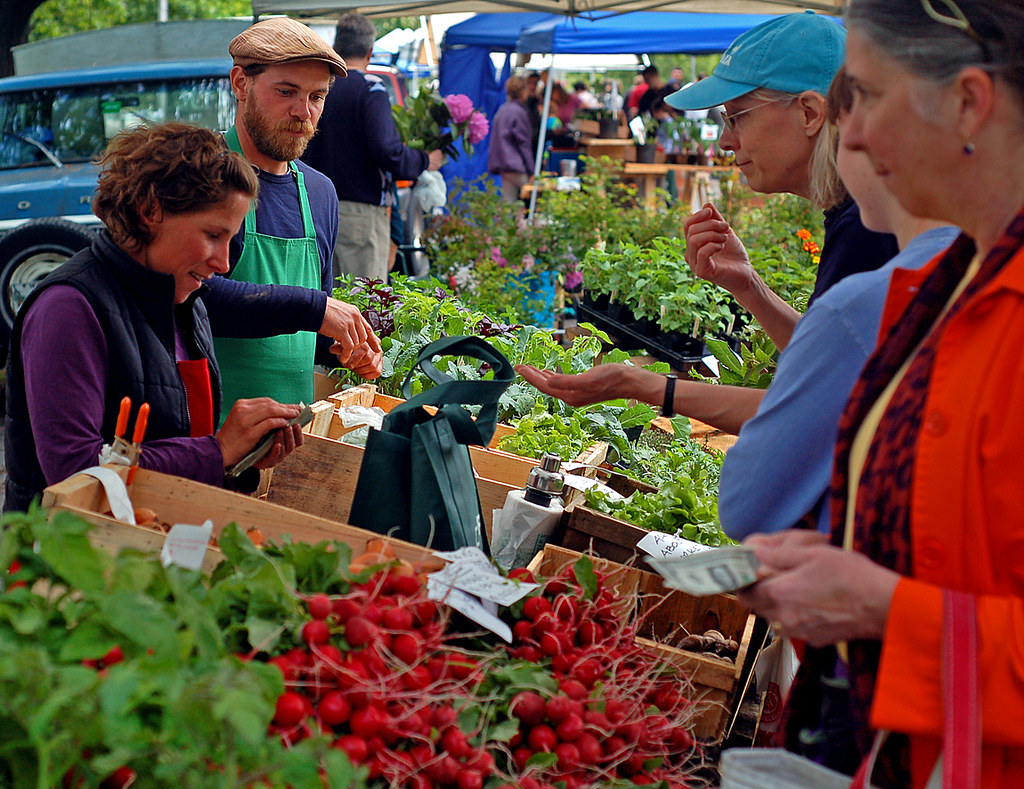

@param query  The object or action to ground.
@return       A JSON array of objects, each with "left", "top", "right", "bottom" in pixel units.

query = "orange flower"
[
  {"left": 803, "top": 240, "right": 821, "bottom": 255},
  {"left": 797, "top": 228, "right": 812, "bottom": 241}
]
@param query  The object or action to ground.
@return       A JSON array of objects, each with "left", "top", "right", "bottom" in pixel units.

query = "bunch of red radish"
[{"left": 260, "top": 556, "right": 701, "bottom": 788}]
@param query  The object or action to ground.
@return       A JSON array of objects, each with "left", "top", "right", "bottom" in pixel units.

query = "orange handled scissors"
[{"left": 113, "top": 397, "right": 150, "bottom": 484}]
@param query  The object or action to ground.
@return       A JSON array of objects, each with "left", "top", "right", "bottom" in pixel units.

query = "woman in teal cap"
[{"left": 669, "top": 10, "right": 899, "bottom": 348}]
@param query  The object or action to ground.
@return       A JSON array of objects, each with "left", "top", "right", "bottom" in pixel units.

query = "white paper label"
[
  {"left": 637, "top": 531, "right": 712, "bottom": 559},
  {"left": 160, "top": 520, "right": 214, "bottom": 571},
  {"left": 426, "top": 577, "right": 514, "bottom": 643},
  {"left": 431, "top": 547, "right": 538, "bottom": 606},
  {"left": 562, "top": 473, "right": 624, "bottom": 500},
  {"left": 81, "top": 466, "right": 135, "bottom": 524}
]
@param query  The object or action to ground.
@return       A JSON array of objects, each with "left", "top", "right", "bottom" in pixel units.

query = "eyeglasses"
[
  {"left": 920, "top": 0, "right": 992, "bottom": 62},
  {"left": 720, "top": 97, "right": 794, "bottom": 132}
]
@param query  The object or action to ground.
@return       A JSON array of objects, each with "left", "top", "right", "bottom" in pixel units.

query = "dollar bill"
[{"left": 645, "top": 546, "right": 761, "bottom": 596}]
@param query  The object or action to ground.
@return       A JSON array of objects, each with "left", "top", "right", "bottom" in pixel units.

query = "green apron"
[{"left": 215, "top": 126, "right": 319, "bottom": 420}]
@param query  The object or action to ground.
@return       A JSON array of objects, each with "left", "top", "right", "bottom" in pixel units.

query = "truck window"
[{"left": 0, "top": 76, "right": 234, "bottom": 169}]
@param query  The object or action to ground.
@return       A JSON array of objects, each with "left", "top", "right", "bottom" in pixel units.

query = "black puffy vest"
[{"left": 4, "top": 232, "right": 222, "bottom": 511}]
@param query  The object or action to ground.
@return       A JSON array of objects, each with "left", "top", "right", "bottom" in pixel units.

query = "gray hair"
[
  {"left": 846, "top": 0, "right": 1024, "bottom": 105},
  {"left": 333, "top": 12, "right": 376, "bottom": 60}
]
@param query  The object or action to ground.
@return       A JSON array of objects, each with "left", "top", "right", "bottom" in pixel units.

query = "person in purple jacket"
[
  {"left": 488, "top": 75, "right": 536, "bottom": 204},
  {"left": 3, "top": 124, "right": 307, "bottom": 511},
  {"left": 303, "top": 12, "right": 443, "bottom": 283}
]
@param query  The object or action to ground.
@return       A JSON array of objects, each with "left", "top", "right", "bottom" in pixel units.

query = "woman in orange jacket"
[{"left": 738, "top": 2, "right": 1024, "bottom": 787}]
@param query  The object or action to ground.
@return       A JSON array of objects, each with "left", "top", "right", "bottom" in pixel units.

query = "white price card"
[
  {"left": 160, "top": 520, "right": 214, "bottom": 571},
  {"left": 431, "top": 548, "right": 538, "bottom": 607},
  {"left": 427, "top": 577, "right": 514, "bottom": 643},
  {"left": 637, "top": 531, "right": 711, "bottom": 559}
]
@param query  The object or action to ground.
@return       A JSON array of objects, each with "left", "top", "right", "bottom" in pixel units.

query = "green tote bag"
[{"left": 348, "top": 336, "right": 515, "bottom": 552}]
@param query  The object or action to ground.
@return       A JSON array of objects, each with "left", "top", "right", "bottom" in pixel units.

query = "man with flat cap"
[{"left": 203, "top": 17, "right": 382, "bottom": 417}]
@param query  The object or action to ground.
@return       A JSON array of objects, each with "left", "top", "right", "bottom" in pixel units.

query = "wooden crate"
[
  {"left": 527, "top": 544, "right": 756, "bottom": 743},
  {"left": 558, "top": 474, "right": 659, "bottom": 565},
  {"left": 263, "top": 432, "right": 519, "bottom": 543},
  {"left": 319, "top": 384, "right": 608, "bottom": 489},
  {"left": 41, "top": 466, "right": 437, "bottom": 574}
]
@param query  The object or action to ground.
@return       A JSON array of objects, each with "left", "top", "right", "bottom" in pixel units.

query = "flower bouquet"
[{"left": 392, "top": 89, "right": 489, "bottom": 161}]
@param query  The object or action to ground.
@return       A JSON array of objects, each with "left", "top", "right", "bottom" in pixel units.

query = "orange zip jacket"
[{"left": 868, "top": 239, "right": 1024, "bottom": 787}]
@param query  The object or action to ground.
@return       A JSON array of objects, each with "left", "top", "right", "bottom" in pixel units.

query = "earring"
[{"left": 964, "top": 141, "right": 976, "bottom": 155}]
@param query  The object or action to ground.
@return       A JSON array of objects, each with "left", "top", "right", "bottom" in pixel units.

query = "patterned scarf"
[{"left": 781, "top": 207, "right": 1024, "bottom": 787}]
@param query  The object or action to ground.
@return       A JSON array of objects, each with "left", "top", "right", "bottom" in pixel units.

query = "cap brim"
[{"left": 665, "top": 74, "right": 758, "bottom": 111}]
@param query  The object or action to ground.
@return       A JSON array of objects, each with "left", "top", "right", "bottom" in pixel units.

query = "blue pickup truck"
[{"left": 0, "top": 58, "right": 236, "bottom": 346}]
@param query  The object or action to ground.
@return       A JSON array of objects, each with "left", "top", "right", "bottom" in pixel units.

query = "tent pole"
[{"left": 527, "top": 58, "right": 555, "bottom": 225}]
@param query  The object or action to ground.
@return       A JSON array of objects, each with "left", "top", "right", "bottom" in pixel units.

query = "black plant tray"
[{"left": 577, "top": 300, "right": 706, "bottom": 370}]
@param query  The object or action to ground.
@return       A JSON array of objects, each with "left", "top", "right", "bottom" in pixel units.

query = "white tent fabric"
[{"left": 253, "top": 0, "right": 842, "bottom": 19}]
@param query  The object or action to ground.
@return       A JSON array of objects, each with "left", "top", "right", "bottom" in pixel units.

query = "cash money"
[{"left": 646, "top": 546, "right": 761, "bottom": 596}]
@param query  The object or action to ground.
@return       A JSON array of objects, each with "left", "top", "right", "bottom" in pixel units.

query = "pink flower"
[
  {"left": 490, "top": 246, "right": 507, "bottom": 267},
  {"left": 444, "top": 93, "right": 475, "bottom": 124},
  {"left": 466, "top": 111, "right": 490, "bottom": 144}
]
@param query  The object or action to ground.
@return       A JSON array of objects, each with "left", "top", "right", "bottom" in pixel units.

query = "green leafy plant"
[{"left": 691, "top": 332, "right": 778, "bottom": 389}]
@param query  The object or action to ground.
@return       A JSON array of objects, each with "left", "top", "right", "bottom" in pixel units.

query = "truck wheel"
[{"left": 0, "top": 219, "right": 95, "bottom": 330}]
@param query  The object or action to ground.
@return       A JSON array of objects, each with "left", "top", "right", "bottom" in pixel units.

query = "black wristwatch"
[{"left": 661, "top": 374, "right": 678, "bottom": 418}]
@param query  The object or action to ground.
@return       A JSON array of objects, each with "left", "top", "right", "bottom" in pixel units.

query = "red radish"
[
  {"left": 393, "top": 574, "right": 421, "bottom": 596},
  {"left": 307, "top": 593, "right": 332, "bottom": 621},
  {"left": 268, "top": 655, "right": 300, "bottom": 681},
  {"left": 508, "top": 567, "right": 535, "bottom": 582},
  {"left": 273, "top": 691, "right": 307, "bottom": 728},
  {"left": 412, "top": 599, "right": 438, "bottom": 624},
  {"left": 382, "top": 604, "right": 414, "bottom": 631},
  {"left": 333, "top": 734, "right": 368, "bottom": 762},
  {"left": 545, "top": 577, "right": 569, "bottom": 595},
  {"left": 349, "top": 705, "right": 388, "bottom": 739},
  {"left": 575, "top": 732, "right": 604, "bottom": 763},
  {"left": 302, "top": 619, "right": 330, "bottom": 646},
  {"left": 317, "top": 691, "right": 351, "bottom": 727},
  {"left": 331, "top": 597, "right": 361, "bottom": 623},
  {"left": 552, "top": 595, "right": 577, "bottom": 622},
  {"left": 545, "top": 694, "right": 577, "bottom": 724},
  {"left": 540, "top": 633, "right": 562, "bottom": 657},
  {"left": 457, "top": 771, "right": 483, "bottom": 789},
  {"left": 531, "top": 611, "right": 558, "bottom": 636},
  {"left": 432, "top": 704, "right": 458, "bottom": 730},
  {"left": 99, "top": 766, "right": 136, "bottom": 789},
  {"left": 523, "top": 595, "right": 552, "bottom": 620},
  {"left": 576, "top": 620, "right": 600, "bottom": 646},
  {"left": 391, "top": 632, "right": 422, "bottom": 665},
  {"left": 509, "top": 690, "right": 546, "bottom": 726},
  {"left": 555, "top": 742, "right": 581, "bottom": 770},
  {"left": 401, "top": 664, "right": 433, "bottom": 691},
  {"left": 512, "top": 620, "right": 533, "bottom": 641},
  {"left": 344, "top": 616, "right": 378, "bottom": 648},
  {"left": 669, "top": 726, "right": 695, "bottom": 750},
  {"left": 441, "top": 727, "right": 472, "bottom": 759},
  {"left": 555, "top": 713, "right": 585, "bottom": 742},
  {"left": 527, "top": 724, "right": 557, "bottom": 753}
]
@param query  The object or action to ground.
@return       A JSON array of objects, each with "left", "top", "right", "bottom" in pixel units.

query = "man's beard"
[{"left": 243, "top": 88, "right": 317, "bottom": 163}]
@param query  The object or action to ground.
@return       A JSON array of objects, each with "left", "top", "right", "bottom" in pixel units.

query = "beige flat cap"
[{"left": 230, "top": 17, "right": 347, "bottom": 77}]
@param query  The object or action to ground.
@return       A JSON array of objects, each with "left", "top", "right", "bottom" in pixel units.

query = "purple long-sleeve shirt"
[
  {"left": 487, "top": 100, "right": 534, "bottom": 176},
  {"left": 21, "top": 285, "right": 225, "bottom": 487}
]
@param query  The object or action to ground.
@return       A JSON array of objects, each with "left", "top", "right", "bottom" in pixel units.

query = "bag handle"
[
  {"left": 849, "top": 589, "right": 980, "bottom": 789},
  {"left": 389, "top": 336, "right": 515, "bottom": 447}
]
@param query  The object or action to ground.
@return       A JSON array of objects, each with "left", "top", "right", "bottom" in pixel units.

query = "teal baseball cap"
[{"left": 665, "top": 11, "right": 845, "bottom": 111}]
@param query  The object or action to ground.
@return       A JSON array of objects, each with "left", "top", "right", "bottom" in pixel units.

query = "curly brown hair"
[{"left": 92, "top": 122, "right": 259, "bottom": 253}]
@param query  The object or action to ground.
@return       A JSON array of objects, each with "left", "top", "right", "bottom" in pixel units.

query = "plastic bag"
[
  {"left": 413, "top": 169, "right": 447, "bottom": 211},
  {"left": 754, "top": 633, "right": 800, "bottom": 746}
]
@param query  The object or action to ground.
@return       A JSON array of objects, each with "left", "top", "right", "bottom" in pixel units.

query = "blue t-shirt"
[
  {"left": 719, "top": 225, "right": 961, "bottom": 540},
  {"left": 203, "top": 159, "right": 340, "bottom": 366}
]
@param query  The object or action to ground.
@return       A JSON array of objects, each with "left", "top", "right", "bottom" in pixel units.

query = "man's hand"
[
  {"left": 216, "top": 398, "right": 304, "bottom": 469},
  {"left": 427, "top": 149, "right": 444, "bottom": 171},
  {"left": 320, "top": 297, "right": 383, "bottom": 379}
]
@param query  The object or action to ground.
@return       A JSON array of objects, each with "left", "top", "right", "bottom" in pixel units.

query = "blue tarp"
[
  {"left": 516, "top": 12, "right": 778, "bottom": 54},
  {"left": 439, "top": 13, "right": 555, "bottom": 189}
]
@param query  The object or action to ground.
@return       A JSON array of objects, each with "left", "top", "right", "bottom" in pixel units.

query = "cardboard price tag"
[{"left": 160, "top": 520, "right": 214, "bottom": 571}]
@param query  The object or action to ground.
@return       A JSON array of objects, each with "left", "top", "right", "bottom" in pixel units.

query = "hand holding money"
[{"left": 646, "top": 546, "right": 762, "bottom": 596}]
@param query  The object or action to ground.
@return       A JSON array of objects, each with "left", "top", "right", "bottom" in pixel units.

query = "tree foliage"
[{"left": 28, "top": 0, "right": 252, "bottom": 42}]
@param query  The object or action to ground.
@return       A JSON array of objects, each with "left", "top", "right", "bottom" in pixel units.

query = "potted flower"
[
  {"left": 577, "top": 107, "right": 621, "bottom": 138},
  {"left": 632, "top": 112, "right": 661, "bottom": 164}
]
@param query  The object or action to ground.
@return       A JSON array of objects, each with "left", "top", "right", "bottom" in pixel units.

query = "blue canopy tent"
[
  {"left": 516, "top": 11, "right": 777, "bottom": 55},
  {"left": 439, "top": 11, "right": 778, "bottom": 188},
  {"left": 438, "top": 12, "right": 555, "bottom": 189}
]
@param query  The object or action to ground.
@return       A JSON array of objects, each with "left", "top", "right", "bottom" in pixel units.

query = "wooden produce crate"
[
  {"left": 262, "top": 432, "right": 519, "bottom": 544},
  {"left": 318, "top": 384, "right": 608, "bottom": 490},
  {"left": 558, "top": 473, "right": 659, "bottom": 565},
  {"left": 528, "top": 544, "right": 757, "bottom": 744},
  {"left": 41, "top": 466, "right": 437, "bottom": 574}
]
